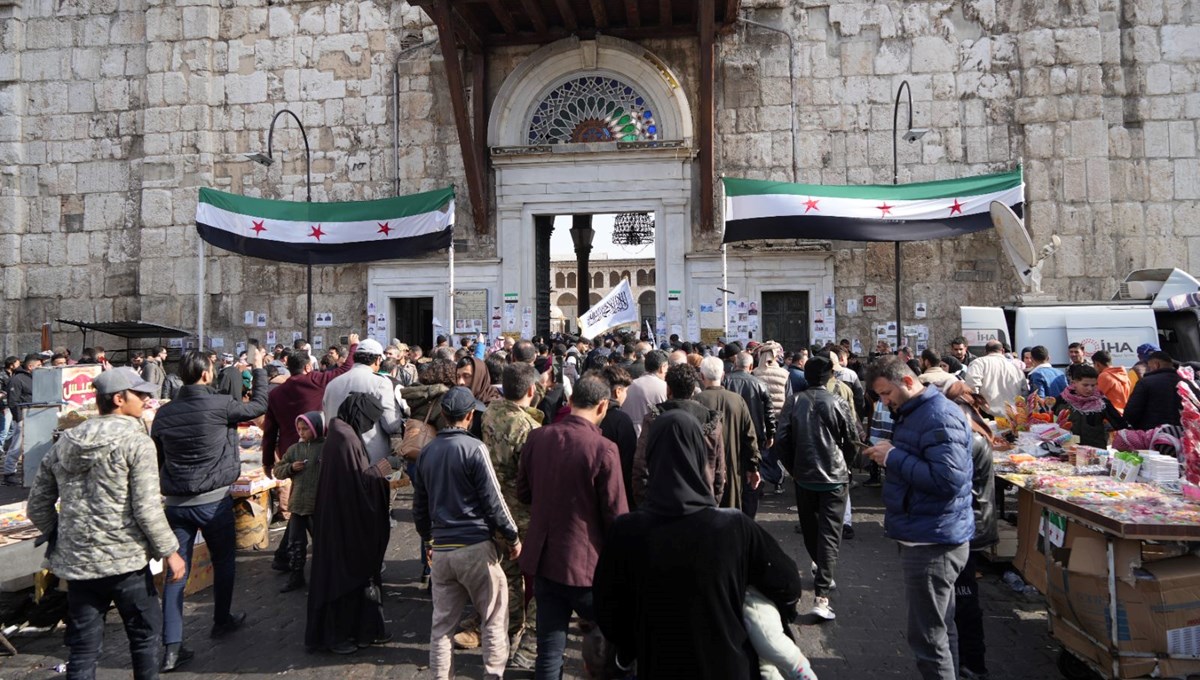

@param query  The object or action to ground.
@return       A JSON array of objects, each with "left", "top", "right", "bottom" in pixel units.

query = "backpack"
[
  {"left": 163, "top": 373, "right": 184, "bottom": 401},
  {"left": 397, "top": 406, "right": 437, "bottom": 461}
]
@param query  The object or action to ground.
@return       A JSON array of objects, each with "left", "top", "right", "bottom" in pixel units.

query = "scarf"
[
  {"left": 337, "top": 392, "right": 384, "bottom": 436},
  {"left": 465, "top": 357, "right": 501, "bottom": 405},
  {"left": 641, "top": 410, "right": 717, "bottom": 517},
  {"left": 1058, "top": 386, "right": 1106, "bottom": 414}
]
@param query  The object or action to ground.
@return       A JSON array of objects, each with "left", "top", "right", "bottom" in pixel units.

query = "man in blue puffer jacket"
[{"left": 864, "top": 356, "right": 973, "bottom": 680}]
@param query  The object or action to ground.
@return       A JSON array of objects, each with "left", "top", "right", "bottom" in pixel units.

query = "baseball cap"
[
  {"left": 440, "top": 386, "right": 481, "bottom": 419},
  {"left": 357, "top": 338, "right": 384, "bottom": 355},
  {"left": 1137, "top": 343, "right": 1160, "bottom": 362},
  {"left": 92, "top": 367, "right": 157, "bottom": 396}
]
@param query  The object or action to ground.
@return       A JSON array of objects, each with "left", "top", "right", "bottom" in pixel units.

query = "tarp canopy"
[
  {"left": 722, "top": 167, "right": 1023, "bottom": 243},
  {"left": 195, "top": 186, "right": 455, "bottom": 265},
  {"left": 55, "top": 320, "right": 192, "bottom": 339}
]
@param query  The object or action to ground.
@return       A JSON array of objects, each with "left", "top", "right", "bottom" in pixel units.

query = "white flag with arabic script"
[{"left": 578, "top": 279, "right": 639, "bottom": 339}]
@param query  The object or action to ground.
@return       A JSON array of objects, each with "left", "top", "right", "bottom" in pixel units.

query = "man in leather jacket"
[{"left": 773, "top": 355, "right": 858, "bottom": 622}]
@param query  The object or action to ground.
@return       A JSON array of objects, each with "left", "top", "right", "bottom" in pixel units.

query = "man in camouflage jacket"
[
  {"left": 28, "top": 368, "right": 185, "bottom": 678},
  {"left": 477, "top": 362, "right": 544, "bottom": 667}
]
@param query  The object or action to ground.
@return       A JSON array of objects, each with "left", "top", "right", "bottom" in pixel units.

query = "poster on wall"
[
  {"left": 266, "top": 331, "right": 276, "bottom": 346},
  {"left": 521, "top": 306, "right": 533, "bottom": 338},
  {"left": 667, "top": 290, "right": 682, "bottom": 328},
  {"left": 915, "top": 302, "right": 928, "bottom": 319},
  {"left": 454, "top": 289, "right": 488, "bottom": 335},
  {"left": 491, "top": 306, "right": 502, "bottom": 338},
  {"left": 656, "top": 312, "right": 667, "bottom": 344},
  {"left": 700, "top": 285, "right": 724, "bottom": 331},
  {"left": 503, "top": 293, "right": 518, "bottom": 332}
]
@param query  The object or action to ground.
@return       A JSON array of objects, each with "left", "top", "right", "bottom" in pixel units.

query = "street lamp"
[
  {"left": 247, "top": 109, "right": 315, "bottom": 341},
  {"left": 891, "top": 80, "right": 928, "bottom": 351}
]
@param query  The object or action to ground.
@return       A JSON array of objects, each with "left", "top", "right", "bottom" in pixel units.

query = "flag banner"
[
  {"left": 578, "top": 279, "right": 639, "bottom": 340},
  {"left": 722, "top": 168, "right": 1023, "bottom": 243},
  {"left": 195, "top": 186, "right": 454, "bottom": 265}
]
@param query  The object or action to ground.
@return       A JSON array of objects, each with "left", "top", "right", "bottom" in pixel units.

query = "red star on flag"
[
  {"left": 948, "top": 198, "right": 964, "bottom": 215},
  {"left": 804, "top": 198, "right": 820, "bottom": 213},
  {"left": 251, "top": 220, "right": 266, "bottom": 235},
  {"left": 377, "top": 222, "right": 392, "bottom": 236},
  {"left": 877, "top": 203, "right": 893, "bottom": 217},
  {"left": 309, "top": 224, "right": 325, "bottom": 241}
]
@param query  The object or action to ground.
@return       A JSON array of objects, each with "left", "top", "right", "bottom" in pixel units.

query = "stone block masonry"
[{"left": 0, "top": 0, "right": 1197, "bottom": 358}]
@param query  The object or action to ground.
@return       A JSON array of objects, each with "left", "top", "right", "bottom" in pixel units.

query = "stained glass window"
[{"left": 527, "top": 75, "right": 659, "bottom": 145}]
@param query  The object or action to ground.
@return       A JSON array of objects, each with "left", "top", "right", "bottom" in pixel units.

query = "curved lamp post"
[
  {"left": 891, "top": 81, "right": 929, "bottom": 350},
  {"left": 247, "top": 109, "right": 315, "bottom": 341}
]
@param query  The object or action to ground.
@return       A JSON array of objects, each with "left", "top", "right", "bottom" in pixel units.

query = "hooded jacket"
[
  {"left": 27, "top": 415, "right": 179, "bottom": 580},
  {"left": 7, "top": 367, "right": 32, "bottom": 421},
  {"left": 631, "top": 399, "right": 726, "bottom": 508},
  {"left": 1097, "top": 365, "right": 1132, "bottom": 413},
  {"left": 272, "top": 411, "right": 325, "bottom": 516}
]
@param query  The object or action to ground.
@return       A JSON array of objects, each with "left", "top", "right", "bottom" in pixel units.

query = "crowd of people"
[{"left": 6, "top": 327, "right": 1189, "bottom": 680}]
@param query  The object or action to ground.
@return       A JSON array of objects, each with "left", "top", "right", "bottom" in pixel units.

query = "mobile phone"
[{"left": 246, "top": 345, "right": 259, "bottom": 365}]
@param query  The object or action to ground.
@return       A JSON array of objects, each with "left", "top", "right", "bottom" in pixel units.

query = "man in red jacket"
[
  {"left": 261, "top": 334, "right": 357, "bottom": 570},
  {"left": 517, "top": 374, "right": 628, "bottom": 679}
]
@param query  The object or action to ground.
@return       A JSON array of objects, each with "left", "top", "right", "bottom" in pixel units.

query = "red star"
[
  {"left": 804, "top": 198, "right": 820, "bottom": 213},
  {"left": 251, "top": 220, "right": 266, "bottom": 235},
  {"left": 377, "top": 222, "right": 392, "bottom": 236},
  {"left": 948, "top": 198, "right": 964, "bottom": 215},
  {"left": 877, "top": 202, "right": 893, "bottom": 217},
  {"left": 309, "top": 224, "right": 325, "bottom": 241}
]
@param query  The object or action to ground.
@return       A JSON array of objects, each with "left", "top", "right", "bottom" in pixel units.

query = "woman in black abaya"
[
  {"left": 593, "top": 410, "right": 803, "bottom": 679},
  {"left": 305, "top": 392, "right": 393, "bottom": 654}
]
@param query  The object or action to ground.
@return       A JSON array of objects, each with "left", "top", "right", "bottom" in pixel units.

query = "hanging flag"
[
  {"left": 578, "top": 280, "right": 639, "bottom": 340},
  {"left": 195, "top": 187, "right": 454, "bottom": 265},
  {"left": 722, "top": 167, "right": 1023, "bottom": 243}
]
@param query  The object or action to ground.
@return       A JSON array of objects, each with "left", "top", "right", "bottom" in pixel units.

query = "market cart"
[{"left": 1030, "top": 481, "right": 1200, "bottom": 680}]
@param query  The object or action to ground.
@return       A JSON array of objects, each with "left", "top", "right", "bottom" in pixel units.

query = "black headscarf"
[
  {"left": 641, "top": 409, "right": 717, "bottom": 517},
  {"left": 337, "top": 392, "right": 384, "bottom": 436}
]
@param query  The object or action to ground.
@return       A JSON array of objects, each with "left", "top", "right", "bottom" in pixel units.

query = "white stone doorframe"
[{"left": 494, "top": 151, "right": 693, "bottom": 335}]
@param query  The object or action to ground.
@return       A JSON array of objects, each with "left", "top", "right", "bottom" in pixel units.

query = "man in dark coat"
[
  {"left": 694, "top": 356, "right": 761, "bottom": 515},
  {"left": 1125, "top": 350, "right": 1182, "bottom": 430},
  {"left": 725, "top": 352, "right": 778, "bottom": 488},
  {"left": 517, "top": 375, "right": 628, "bottom": 679},
  {"left": 2, "top": 353, "right": 39, "bottom": 486}
]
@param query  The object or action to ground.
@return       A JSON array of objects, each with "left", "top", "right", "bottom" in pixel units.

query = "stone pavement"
[{"left": 1, "top": 485, "right": 1064, "bottom": 680}]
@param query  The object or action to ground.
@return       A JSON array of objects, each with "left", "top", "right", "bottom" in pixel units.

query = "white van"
[{"left": 961, "top": 269, "right": 1200, "bottom": 366}]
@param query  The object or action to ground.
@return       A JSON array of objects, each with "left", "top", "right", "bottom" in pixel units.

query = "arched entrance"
[{"left": 490, "top": 36, "right": 693, "bottom": 339}]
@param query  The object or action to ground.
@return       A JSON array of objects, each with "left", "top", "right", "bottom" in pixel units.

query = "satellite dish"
[{"left": 990, "top": 201, "right": 1060, "bottom": 294}]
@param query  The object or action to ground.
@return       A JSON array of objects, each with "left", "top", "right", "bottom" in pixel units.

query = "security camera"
[{"left": 903, "top": 128, "right": 930, "bottom": 143}]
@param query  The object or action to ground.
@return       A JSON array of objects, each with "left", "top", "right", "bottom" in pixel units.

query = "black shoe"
[
  {"left": 329, "top": 640, "right": 358, "bottom": 655},
  {"left": 842, "top": 524, "right": 856, "bottom": 540},
  {"left": 863, "top": 475, "right": 882, "bottom": 488},
  {"left": 210, "top": 612, "right": 247, "bottom": 638},
  {"left": 279, "top": 572, "right": 305, "bottom": 593},
  {"left": 1, "top": 473, "right": 20, "bottom": 486},
  {"left": 357, "top": 631, "right": 394, "bottom": 648},
  {"left": 270, "top": 560, "right": 290, "bottom": 572},
  {"left": 160, "top": 644, "right": 194, "bottom": 673}
]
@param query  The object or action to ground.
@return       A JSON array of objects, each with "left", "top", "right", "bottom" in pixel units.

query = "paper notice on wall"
[
  {"left": 244, "top": 311, "right": 254, "bottom": 325},
  {"left": 852, "top": 339, "right": 862, "bottom": 354},
  {"left": 521, "top": 306, "right": 533, "bottom": 339},
  {"left": 656, "top": 312, "right": 667, "bottom": 343},
  {"left": 313, "top": 336, "right": 324, "bottom": 351},
  {"left": 256, "top": 313, "right": 267, "bottom": 327},
  {"left": 266, "top": 331, "right": 276, "bottom": 346},
  {"left": 847, "top": 299, "right": 858, "bottom": 315},
  {"left": 667, "top": 290, "right": 682, "bottom": 328},
  {"left": 915, "top": 302, "right": 927, "bottom": 319},
  {"left": 292, "top": 331, "right": 303, "bottom": 342},
  {"left": 315, "top": 313, "right": 333, "bottom": 328},
  {"left": 235, "top": 341, "right": 246, "bottom": 356},
  {"left": 504, "top": 293, "right": 518, "bottom": 333},
  {"left": 491, "top": 306, "right": 502, "bottom": 338}
]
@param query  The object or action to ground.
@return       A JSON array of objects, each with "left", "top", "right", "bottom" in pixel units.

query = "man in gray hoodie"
[{"left": 28, "top": 367, "right": 185, "bottom": 679}]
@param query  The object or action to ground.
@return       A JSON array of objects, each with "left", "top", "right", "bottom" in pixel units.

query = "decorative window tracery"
[{"left": 527, "top": 74, "right": 659, "bottom": 145}]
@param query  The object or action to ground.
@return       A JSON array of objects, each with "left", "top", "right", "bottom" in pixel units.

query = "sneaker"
[
  {"left": 774, "top": 483, "right": 785, "bottom": 495},
  {"left": 329, "top": 640, "right": 358, "bottom": 655},
  {"left": 357, "top": 631, "right": 394, "bottom": 648},
  {"left": 842, "top": 524, "right": 855, "bottom": 540},
  {"left": 807, "top": 596, "right": 836, "bottom": 621},
  {"left": 1, "top": 473, "right": 20, "bottom": 487},
  {"left": 452, "top": 629, "right": 481, "bottom": 650}
]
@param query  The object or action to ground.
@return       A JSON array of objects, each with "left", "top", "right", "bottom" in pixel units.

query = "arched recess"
[
  {"left": 488, "top": 36, "right": 693, "bottom": 148},
  {"left": 557, "top": 292, "right": 577, "bottom": 308},
  {"left": 567, "top": 272, "right": 577, "bottom": 288},
  {"left": 555, "top": 272, "right": 566, "bottom": 288},
  {"left": 609, "top": 271, "right": 620, "bottom": 287},
  {"left": 592, "top": 272, "right": 604, "bottom": 289}
]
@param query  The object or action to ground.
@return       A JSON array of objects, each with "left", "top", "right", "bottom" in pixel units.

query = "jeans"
[
  {"left": 429, "top": 541, "right": 508, "bottom": 680},
  {"left": 406, "top": 461, "right": 431, "bottom": 578},
  {"left": 535, "top": 576, "right": 595, "bottom": 680},
  {"left": 900, "top": 542, "right": 969, "bottom": 680},
  {"left": 65, "top": 567, "right": 162, "bottom": 680},
  {"left": 163, "top": 496, "right": 237, "bottom": 645},
  {"left": 0, "top": 409, "right": 11, "bottom": 452},
  {"left": 759, "top": 445, "right": 784, "bottom": 486},
  {"left": 3, "top": 418, "right": 21, "bottom": 475},
  {"left": 285, "top": 514, "right": 312, "bottom": 571},
  {"left": 795, "top": 483, "right": 847, "bottom": 597},
  {"left": 954, "top": 551, "right": 987, "bottom": 675}
]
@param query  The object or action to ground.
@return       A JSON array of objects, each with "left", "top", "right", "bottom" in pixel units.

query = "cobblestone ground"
[{"left": 1, "top": 485, "right": 1063, "bottom": 680}]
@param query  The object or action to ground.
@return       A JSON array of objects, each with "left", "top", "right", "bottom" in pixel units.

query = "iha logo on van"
[{"left": 1079, "top": 339, "right": 1135, "bottom": 356}]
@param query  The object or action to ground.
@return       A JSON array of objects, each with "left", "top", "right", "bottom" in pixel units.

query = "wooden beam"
[
  {"left": 431, "top": 1, "right": 489, "bottom": 234},
  {"left": 722, "top": 0, "right": 740, "bottom": 32},
  {"left": 553, "top": 0, "right": 578, "bottom": 31},
  {"left": 588, "top": 0, "right": 609, "bottom": 28},
  {"left": 698, "top": 0, "right": 715, "bottom": 233},
  {"left": 518, "top": 0, "right": 549, "bottom": 35},
  {"left": 450, "top": 8, "right": 484, "bottom": 53},
  {"left": 659, "top": 0, "right": 672, "bottom": 28},
  {"left": 472, "top": 51, "right": 488, "bottom": 177},
  {"left": 485, "top": 0, "right": 518, "bottom": 34},
  {"left": 485, "top": 23, "right": 700, "bottom": 46},
  {"left": 624, "top": 0, "right": 641, "bottom": 28},
  {"left": 454, "top": 4, "right": 492, "bottom": 47}
]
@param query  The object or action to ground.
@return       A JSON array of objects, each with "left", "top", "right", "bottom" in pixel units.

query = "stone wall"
[{"left": 1, "top": 0, "right": 1198, "bottom": 357}]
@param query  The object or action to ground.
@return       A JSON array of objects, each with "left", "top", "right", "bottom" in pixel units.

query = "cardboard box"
[
  {"left": 1013, "top": 488, "right": 1049, "bottom": 593},
  {"left": 154, "top": 535, "right": 213, "bottom": 597},
  {"left": 1047, "top": 539, "right": 1200, "bottom": 678}
]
